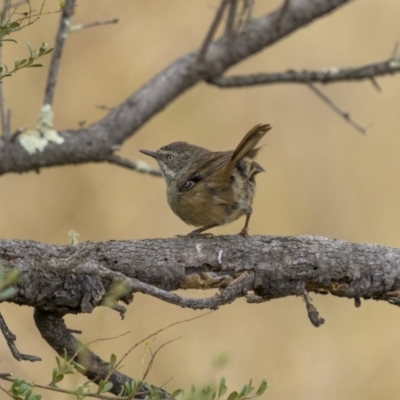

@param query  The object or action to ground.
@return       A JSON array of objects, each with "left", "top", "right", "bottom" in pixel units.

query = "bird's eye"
[
  {"left": 167, "top": 155, "right": 173, "bottom": 161},
  {"left": 183, "top": 181, "right": 195, "bottom": 190}
]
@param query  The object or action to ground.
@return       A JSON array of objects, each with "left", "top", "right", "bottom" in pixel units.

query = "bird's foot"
[{"left": 239, "top": 227, "right": 249, "bottom": 237}]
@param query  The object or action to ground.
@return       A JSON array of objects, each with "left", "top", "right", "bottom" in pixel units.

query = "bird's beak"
[{"left": 140, "top": 149, "right": 158, "bottom": 160}]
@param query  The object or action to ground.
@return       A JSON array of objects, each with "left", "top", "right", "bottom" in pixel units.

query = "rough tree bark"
[
  {"left": 1, "top": 0, "right": 400, "bottom": 398},
  {"left": 2, "top": 235, "right": 400, "bottom": 395}
]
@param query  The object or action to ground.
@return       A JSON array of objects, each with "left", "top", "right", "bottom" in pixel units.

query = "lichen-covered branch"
[{"left": 0, "top": 0, "right": 350, "bottom": 176}]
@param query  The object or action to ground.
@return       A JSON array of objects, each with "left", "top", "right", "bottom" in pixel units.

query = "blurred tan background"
[{"left": 1, "top": 1, "right": 400, "bottom": 399}]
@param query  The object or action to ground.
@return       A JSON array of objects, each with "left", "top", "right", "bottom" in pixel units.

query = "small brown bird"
[{"left": 140, "top": 123, "right": 271, "bottom": 237}]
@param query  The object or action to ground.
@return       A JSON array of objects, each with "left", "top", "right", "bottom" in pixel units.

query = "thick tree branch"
[
  {"left": 2, "top": 235, "right": 400, "bottom": 315},
  {"left": 0, "top": 0, "right": 351, "bottom": 176},
  {"left": 2, "top": 233, "right": 399, "bottom": 392}
]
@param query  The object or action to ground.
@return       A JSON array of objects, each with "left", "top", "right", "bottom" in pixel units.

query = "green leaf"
[
  {"left": 109, "top": 353, "right": 117, "bottom": 370},
  {"left": 171, "top": 389, "right": 182, "bottom": 398},
  {"left": 238, "top": 384, "right": 248, "bottom": 398},
  {"left": 8, "top": 22, "right": 20, "bottom": 29},
  {"left": 255, "top": 380, "right": 268, "bottom": 396},
  {"left": 25, "top": 41, "right": 33, "bottom": 57},
  {"left": 53, "top": 373, "right": 64, "bottom": 385},
  {"left": 227, "top": 391, "right": 238, "bottom": 400},
  {"left": 218, "top": 377, "right": 227, "bottom": 398},
  {"left": 102, "top": 382, "right": 113, "bottom": 393},
  {"left": 27, "top": 63, "right": 44, "bottom": 68}
]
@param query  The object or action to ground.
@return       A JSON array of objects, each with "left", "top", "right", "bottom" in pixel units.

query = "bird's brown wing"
[{"left": 177, "top": 151, "right": 232, "bottom": 192}]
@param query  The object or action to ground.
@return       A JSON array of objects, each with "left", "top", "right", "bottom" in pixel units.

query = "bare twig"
[
  {"left": 208, "top": 58, "right": 400, "bottom": 87},
  {"left": 96, "top": 104, "right": 114, "bottom": 111},
  {"left": 225, "top": 0, "right": 237, "bottom": 40},
  {"left": 307, "top": 81, "right": 366, "bottom": 134},
  {"left": 0, "top": 385, "right": 14, "bottom": 399},
  {"left": 276, "top": 0, "right": 291, "bottom": 30},
  {"left": 197, "top": 0, "right": 229, "bottom": 66},
  {"left": 107, "top": 154, "right": 162, "bottom": 177},
  {"left": 303, "top": 290, "right": 325, "bottom": 328},
  {"left": 85, "top": 330, "right": 130, "bottom": 347},
  {"left": 369, "top": 76, "right": 381, "bottom": 92},
  {"left": 0, "top": 312, "right": 41, "bottom": 361},
  {"left": 0, "top": 0, "right": 9, "bottom": 137},
  {"left": 245, "top": 0, "right": 255, "bottom": 22},
  {"left": 115, "top": 311, "right": 214, "bottom": 371},
  {"left": 391, "top": 41, "right": 399, "bottom": 59},
  {"left": 67, "top": 328, "right": 82, "bottom": 334},
  {"left": 139, "top": 336, "right": 182, "bottom": 388},
  {"left": 5, "top": 109, "right": 10, "bottom": 137},
  {"left": 43, "top": 0, "right": 76, "bottom": 105},
  {"left": 69, "top": 18, "right": 119, "bottom": 33}
]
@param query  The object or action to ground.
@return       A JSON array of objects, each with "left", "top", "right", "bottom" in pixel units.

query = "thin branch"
[
  {"left": 85, "top": 330, "right": 130, "bottom": 347},
  {"left": 0, "top": 385, "right": 14, "bottom": 399},
  {"left": 369, "top": 76, "right": 381, "bottom": 92},
  {"left": 69, "top": 18, "right": 119, "bottom": 33},
  {"left": 139, "top": 336, "right": 182, "bottom": 387},
  {"left": 43, "top": 0, "right": 76, "bottom": 105},
  {"left": 276, "top": 0, "right": 291, "bottom": 30},
  {"left": 245, "top": 0, "right": 255, "bottom": 22},
  {"left": 236, "top": 0, "right": 255, "bottom": 31},
  {"left": 225, "top": 0, "right": 237, "bottom": 40},
  {"left": 95, "top": 270, "right": 254, "bottom": 314},
  {"left": 0, "top": 312, "right": 41, "bottom": 361},
  {"left": 302, "top": 290, "right": 325, "bottom": 327},
  {"left": 0, "top": 0, "right": 9, "bottom": 137},
  {"left": 208, "top": 58, "right": 400, "bottom": 87},
  {"left": 115, "top": 311, "right": 214, "bottom": 370},
  {"left": 5, "top": 109, "right": 10, "bottom": 137},
  {"left": 107, "top": 154, "right": 162, "bottom": 177},
  {"left": 307, "top": 81, "right": 366, "bottom": 134},
  {"left": 197, "top": 0, "right": 229, "bottom": 66},
  {"left": 391, "top": 41, "right": 399, "bottom": 59}
]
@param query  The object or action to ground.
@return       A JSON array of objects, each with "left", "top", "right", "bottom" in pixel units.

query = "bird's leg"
[
  {"left": 186, "top": 224, "right": 219, "bottom": 237},
  {"left": 239, "top": 211, "right": 252, "bottom": 237}
]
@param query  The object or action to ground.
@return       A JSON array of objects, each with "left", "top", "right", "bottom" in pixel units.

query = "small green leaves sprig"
[{"left": 0, "top": 41, "right": 53, "bottom": 80}]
